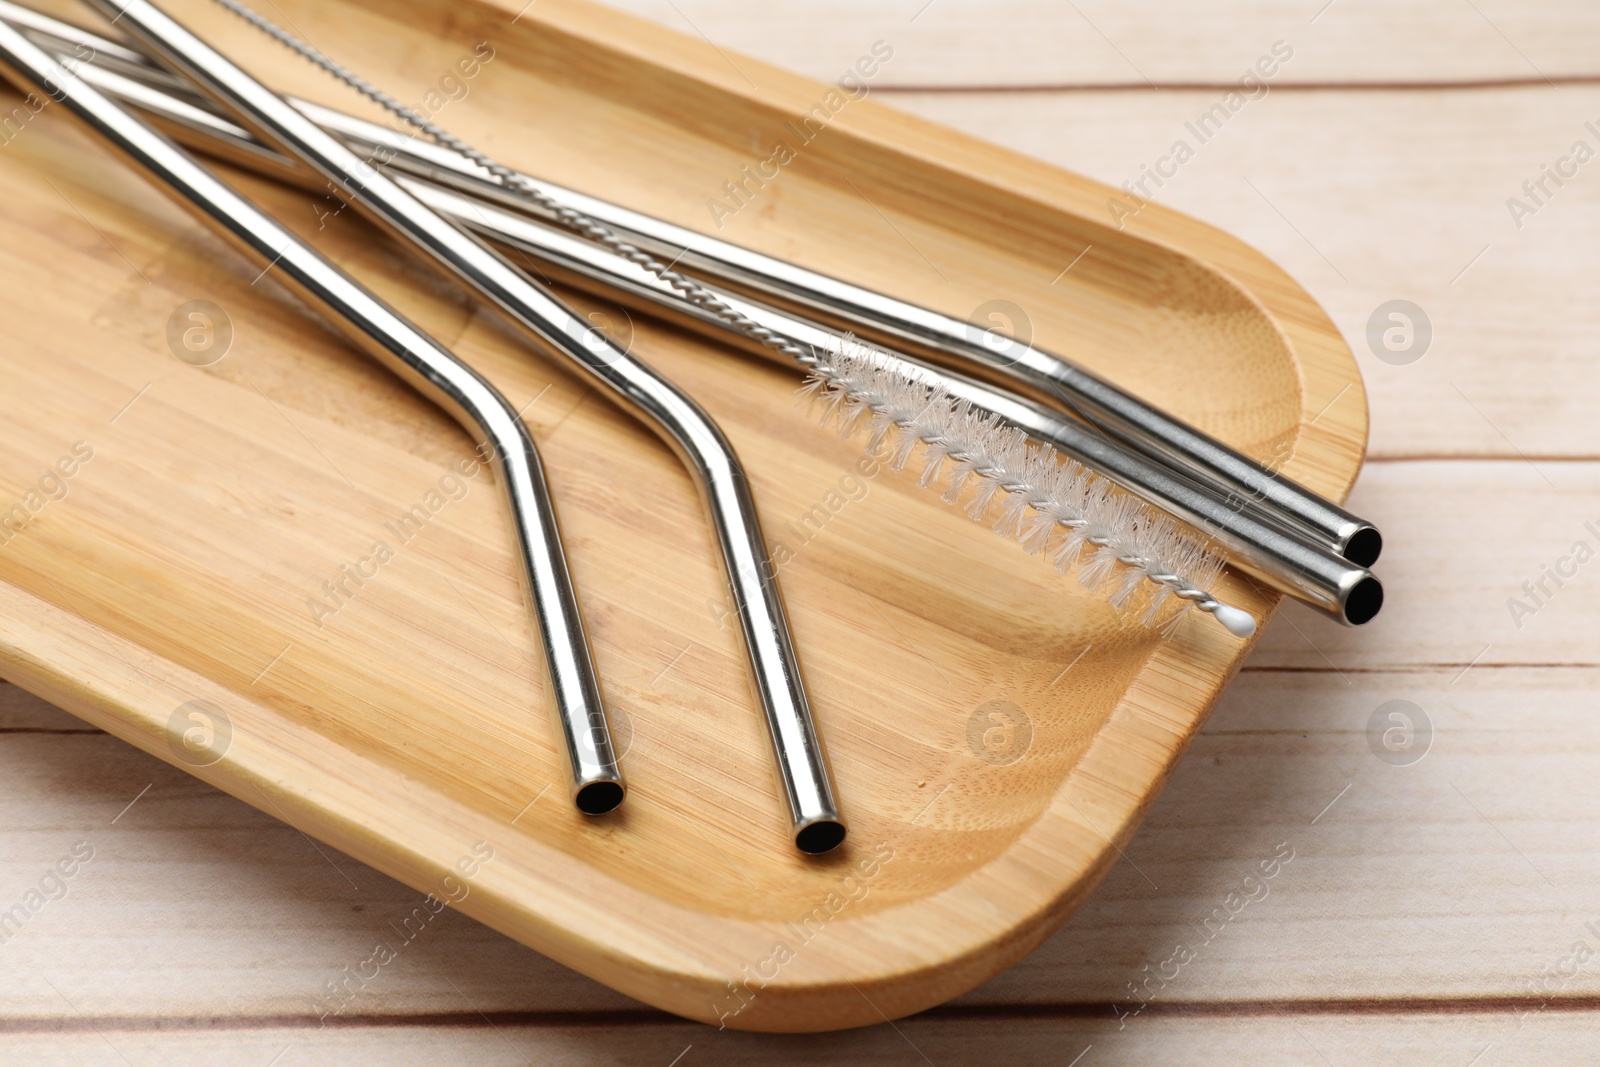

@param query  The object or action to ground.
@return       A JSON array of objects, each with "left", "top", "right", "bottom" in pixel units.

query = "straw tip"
[
  {"left": 1343, "top": 525, "right": 1383, "bottom": 567},
  {"left": 575, "top": 780, "right": 625, "bottom": 816},
  {"left": 795, "top": 820, "right": 847, "bottom": 855},
  {"left": 1342, "top": 575, "right": 1384, "bottom": 626},
  {"left": 1212, "top": 603, "right": 1257, "bottom": 639}
]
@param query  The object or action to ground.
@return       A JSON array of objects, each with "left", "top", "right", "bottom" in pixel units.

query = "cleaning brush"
[
  {"left": 805, "top": 337, "right": 1247, "bottom": 637},
  {"left": 173, "top": 0, "right": 1271, "bottom": 640}
]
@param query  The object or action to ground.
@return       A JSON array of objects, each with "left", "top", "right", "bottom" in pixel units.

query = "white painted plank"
[
  {"left": 1250, "top": 461, "right": 1595, "bottom": 668},
  {"left": 0, "top": 709, "right": 638, "bottom": 1018},
  {"left": 3, "top": 662, "right": 1596, "bottom": 1018},
  {"left": 595, "top": 0, "right": 1600, "bottom": 88},
  {"left": 971, "top": 665, "right": 1600, "bottom": 1009},
  {"left": 874, "top": 85, "right": 1600, "bottom": 460},
  {"left": 0, "top": 1011, "right": 1593, "bottom": 1065}
]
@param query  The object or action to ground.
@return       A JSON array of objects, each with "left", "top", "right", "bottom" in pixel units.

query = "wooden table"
[{"left": 4, "top": 1, "right": 1597, "bottom": 1062}]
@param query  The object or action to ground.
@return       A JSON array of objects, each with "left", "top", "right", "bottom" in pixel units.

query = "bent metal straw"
[{"left": 67, "top": 0, "right": 849, "bottom": 855}]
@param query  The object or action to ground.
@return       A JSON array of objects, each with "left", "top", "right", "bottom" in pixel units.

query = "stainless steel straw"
[
  {"left": 626, "top": 240, "right": 1386, "bottom": 568},
  {"left": 29, "top": 35, "right": 1381, "bottom": 629},
  {"left": 78, "top": 0, "right": 845, "bottom": 853},
  {"left": 0, "top": 14, "right": 628, "bottom": 815},
  {"left": 428, "top": 171, "right": 1383, "bottom": 568},
  {"left": 438, "top": 197, "right": 1382, "bottom": 628}
]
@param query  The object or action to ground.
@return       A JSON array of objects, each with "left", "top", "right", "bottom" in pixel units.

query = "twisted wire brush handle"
[
  {"left": 94, "top": 0, "right": 845, "bottom": 852},
  {"left": 0, "top": 15, "right": 627, "bottom": 814},
  {"left": 381, "top": 189, "right": 1377, "bottom": 632}
]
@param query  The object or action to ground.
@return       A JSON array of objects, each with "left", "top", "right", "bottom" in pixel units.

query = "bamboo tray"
[{"left": 0, "top": 0, "right": 1367, "bottom": 1032}]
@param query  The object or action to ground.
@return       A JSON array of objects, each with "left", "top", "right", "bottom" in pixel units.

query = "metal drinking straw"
[{"left": 0, "top": 15, "right": 629, "bottom": 815}]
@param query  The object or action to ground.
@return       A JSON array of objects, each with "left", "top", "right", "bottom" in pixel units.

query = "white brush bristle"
[{"left": 805, "top": 336, "right": 1230, "bottom": 634}]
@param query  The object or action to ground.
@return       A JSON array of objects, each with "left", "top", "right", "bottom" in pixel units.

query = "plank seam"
[
  {"left": 2, "top": 996, "right": 1598, "bottom": 1033},
  {"left": 872, "top": 77, "right": 1600, "bottom": 94}
]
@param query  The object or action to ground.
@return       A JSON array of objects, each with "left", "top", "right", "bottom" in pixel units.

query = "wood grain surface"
[{"left": 3, "top": 0, "right": 1594, "bottom": 1062}]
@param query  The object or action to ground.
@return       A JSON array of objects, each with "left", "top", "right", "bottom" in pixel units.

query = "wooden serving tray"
[{"left": 0, "top": 0, "right": 1366, "bottom": 1032}]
